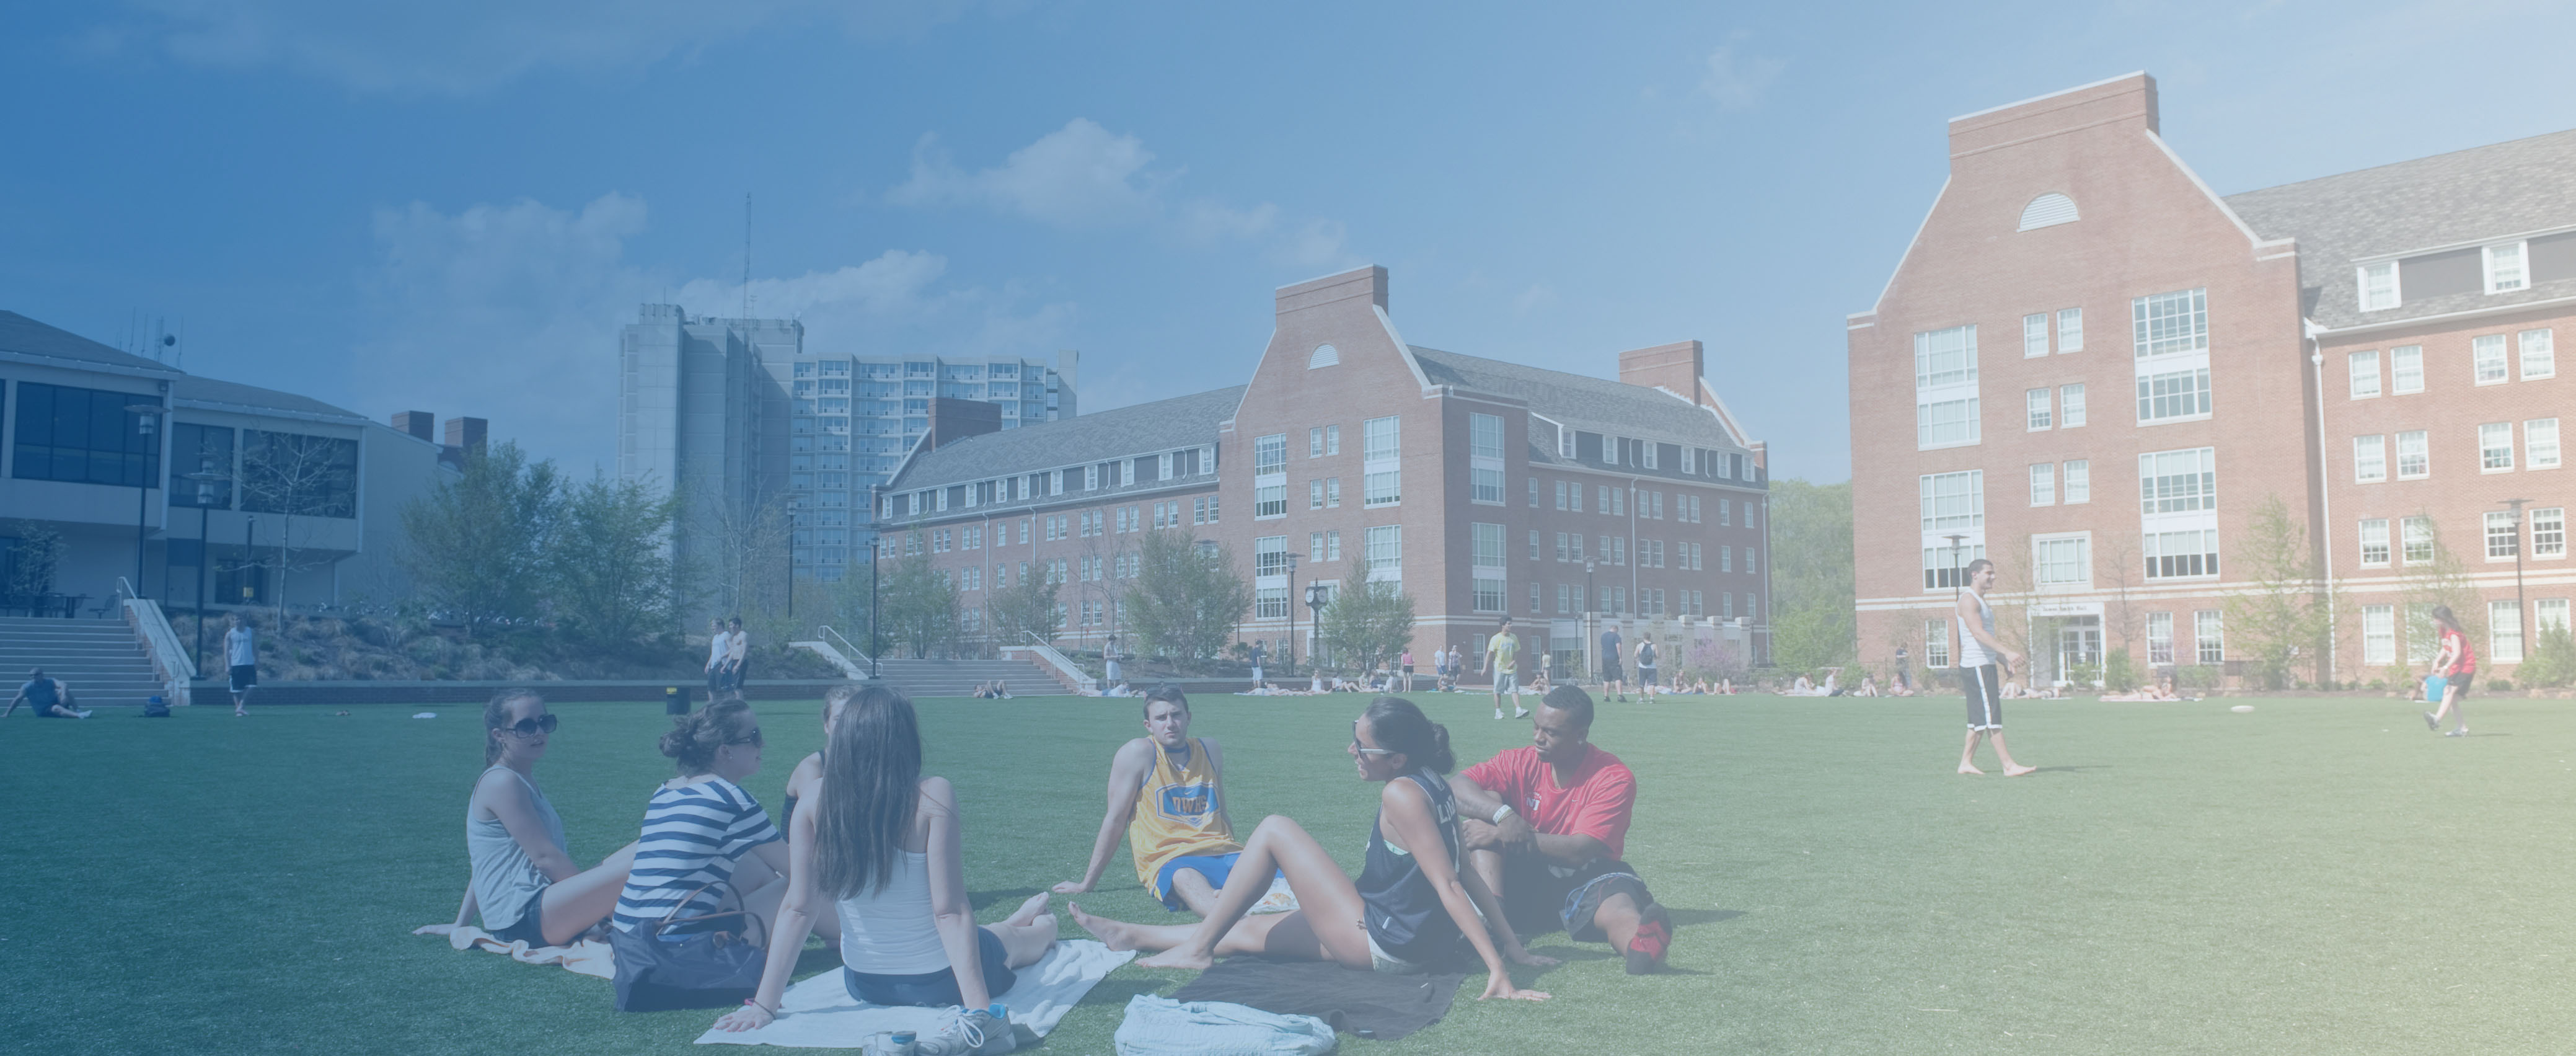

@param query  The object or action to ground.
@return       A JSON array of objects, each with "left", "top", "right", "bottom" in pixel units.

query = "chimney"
[
  {"left": 443, "top": 417, "right": 488, "bottom": 452},
  {"left": 1617, "top": 341, "right": 1705, "bottom": 404},
  {"left": 391, "top": 410, "right": 437, "bottom": 441},
  {"left": 922, "top": 397, "right": 1002, "bottom": 451}
]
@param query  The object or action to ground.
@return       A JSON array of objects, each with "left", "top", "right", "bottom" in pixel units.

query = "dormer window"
[
  {"left": 2017, "top": 193, "right": 2078, "bottom": 231},
  {"left": 1308, "top": 344, "right": 1340, "bottom": 369},
  {"left": 2485, "top": 242, "right": 2528, "bottom": 294},
  {"left": 2358, "top": 261, "right": 2400, "bottom": 311}
]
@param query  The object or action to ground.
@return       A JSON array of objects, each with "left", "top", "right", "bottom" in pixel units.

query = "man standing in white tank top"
[{"left": 1954, "top": 559, "right": 2035, "bottom": 776}]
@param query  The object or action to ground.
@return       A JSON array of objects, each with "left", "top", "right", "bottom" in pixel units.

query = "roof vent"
[
  {"left": 1308, "top": 344, "right": 1339, "bottom": 369},
  {"left": 2018, "top": 193, "right": 2078, "bottom": 231}
]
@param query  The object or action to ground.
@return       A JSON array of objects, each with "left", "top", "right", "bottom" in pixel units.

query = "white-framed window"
[
  {"left": 2474, "top": 334, "right": 2510, "bottom": 384},
  {"left": 2029, "top": 463, "right": 2055, "bottom": 506},
  {"left": 1254, "top": 433, "right": 1286, "bottom": 475},
  {"left": 2536, "top": 507, "right": 2567, "bottom": 559},
  {"left": 2057, "top": 307, "right": 2083, "bottom": 352},
  {"left": 2034, "top": 533, "right": 2091, "bottom": 589},
  {"left": 2146, "top": 611, "right": 2174, "bottom": 666},
  {"left": 2026, "top": 388, "right": 2052, "bottom": 430},
  {"left": 2137, "top": 366, "right": 2213, "bottom": 423},
  {"left": 2060, "top": 383, "right": 2085, "bottom": 427},
  {"left": 2359, "top": 518, "right": 2391, "bottom": 567},
  {"left": 1362, "top": 415, "right": 1401, "bottom": 507},
  {"left": 2481, "top": 422, "right": 2515, "bottom": 471},
  {"left": 1325, "top": 528, "right": 1339, "bottom": 561},
  {"left": 2490, "top": 599, "right": 2525, "bottom": 663},
  {"left": 1468, "top": 412, "right": 1505, "bottom": 505},
  {"left": 2402, "top": 515, "right": 2434, "bottom": 565},
  {"left": 1199, "top": 444, "right": 1216, "bottom": 474},
  {"left": 1255, "top": 482, "right": 1286, "bottom": 518},
  {"left": 1158, "top": 452, "right": 1175, "bottom": 481},
  {"left": 2358, "top": 261, "right": 2401, "bottom": 311},
  {"left": 2024, "top": 313, "right": 2049, "bottom": 357},
  {"left": 1309, "top": 479, "right": 1325, "bottom": 510},
  {"left": 2133, "top": 288, "right": 2208, "bottom": 357},
  {"left": 1253, "top": 534, "right": 1292, "bottom": 580},
  {"left": 1528, "top": 529, "right": 1542, "bottom": 561},
  {"left": 2523, "top": 329, "right": 2556, "bottom": 379},
  {"left": 2194, "top": 610, "right": 2225, "bottom": 664},
  {"left": 1920, "top": 470, "right": 1985, "bottom": 532},
  {"left": 1365, "top": 525, "right": 1401, "bottom": 582},
  {"left": 2063, "top": 459, "right": 2090, "bottom": 504},
  {"left": 2487, "top": 511, "right": 2520, "bottom": 559},
  {"left": 2349, "top": 350, "right": 2381, "bottom": 398},
  {"left": 2391, "top": 345, "right": 2425, "bottom": 394},
  {"left": 2354, "top": 435, "right": 2387, "bottom": 482},
  {"left": 2140, "top": 448, "right": 2217, "bottom": 515},
  {"left": 1308, "top": 427, "right": 1325, "bottom": 458},
  {"left": 2363, "top": 605, "right": 2396, "bottom": 665},
  {"left": 1921, "top": 544, "right": 1986, "bottom": 592},
  {"left": 1925, "top": 621, "right": 1951, "bottom": 668},
  {"left": 1917, "top": 397, "right": 1980, "bottom": 449},
  {"left": 2545, "top": 598, "right": 2573, "bottom": 634},
  {"left": 2146, "top": 528, "right": 2219, "bottom": 580},
  {"left": 2484, "top": 241, "right": 2528, "bottom": 294},
  {"left": 2397, "top": 430, "right": 2429, "bottom": 479},
  {"left": 1471, "top": 522, "right": 1506, "bottom": 567},
  {"left": 1916, "top": 324, "right": 1977, "bottom": 387}
]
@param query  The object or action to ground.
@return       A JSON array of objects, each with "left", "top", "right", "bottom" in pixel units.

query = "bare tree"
[
  {"left": 689, "top": 489, "right": 792, "bottom": 626},
  {"left": 239, "top": 429, "right": 359, "bottom": 623}
]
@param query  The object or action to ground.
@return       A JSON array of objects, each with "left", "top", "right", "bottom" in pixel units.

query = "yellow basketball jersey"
[{"left": 1129, "top": 737, "right": 1243, "bottom": 884}]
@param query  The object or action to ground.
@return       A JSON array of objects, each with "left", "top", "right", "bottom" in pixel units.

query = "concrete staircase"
[
  {"left": 1, "top": 616, "right": 164, "bottom": 709},
  {"left": 865, "top": 657, "right": 1062, "bottom": 698}
]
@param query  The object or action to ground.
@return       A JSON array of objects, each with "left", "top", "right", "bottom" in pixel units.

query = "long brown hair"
[{"left": 814, "top": 685, "right": 924, "bottom": 897}]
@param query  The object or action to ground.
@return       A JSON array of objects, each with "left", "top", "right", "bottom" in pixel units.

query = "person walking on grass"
[
  {"left": 1633, "top": 637, "right": 1659, "bottom": 699},
  {"left": 418, "top": 690, "right": 640, "bottom": 947},
  {"left": 704, "top": 619, "right": 728, "bottom": 701},
  {"left": 1485, "top": 617, "right": 1530, "bottom": 721},
  {"left": 6, "top": 668, "right": 87, "bottom": 718},
  {"left": 1599, "top": 624, "right": 1628, "bottom": 703},
  {"left": 2423, "top": 605, "right": 2476, "bottom": 737},
  {"left": 723, "top": 618, "right": 750, "bottom": 693},
  {"left": 1054, "top": 686, "right": 1255, "bottom": 918},
  {"left": 224, "top": 612, "right": 257, "bottom": 717},
  {"left": 1954, "top": 559, "right": 2035, "bottom": 776}
]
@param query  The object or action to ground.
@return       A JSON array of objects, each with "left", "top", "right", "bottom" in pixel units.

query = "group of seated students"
[
  {"left": 425, "top": 681, "right": 1674, "bottom": 1050},
  {"left": 970, "top": 681, "right": 1013, "bottom": 699}
]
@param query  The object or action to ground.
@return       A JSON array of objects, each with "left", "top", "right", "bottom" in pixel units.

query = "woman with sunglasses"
[
  {"left": 609, "top": 698, "right": 796, "bottom": 947},
  {"left": 1069, "top": 696, "right": 1551, "bottom": 1001},
  {"left": 417, "top": 690, "right": 639, "bottom": 947}
]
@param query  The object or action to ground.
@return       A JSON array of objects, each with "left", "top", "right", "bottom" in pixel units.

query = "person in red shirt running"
[
  {"left": 2423, "top": 605, "right": 2477, "bottom": 737},
  {"left": 1447, "top": 684, "right": 1672, "bottom": 974}
]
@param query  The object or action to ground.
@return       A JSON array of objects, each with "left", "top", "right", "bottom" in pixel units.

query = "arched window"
[
  {"left": 2018, "top": 193, "right": 2078, "bottom": 231},
  {"left": 1308, "top": 344, "right": 1340, "bottom": 369}
]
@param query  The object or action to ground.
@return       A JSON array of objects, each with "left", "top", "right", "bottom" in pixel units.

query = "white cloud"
[
  {"left": 1699, "top": 36, "right": 1786, "bottom": 112},
  {"left": 353, "top": 192, "right": 1069, "bottom": 470}
]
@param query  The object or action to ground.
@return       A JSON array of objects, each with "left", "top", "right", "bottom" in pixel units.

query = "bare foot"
[
  {"left": 1067, "top": 902, "right": 1145, "bottom": 952},
  {"left": 1135, "top": 947, "right": 1216, "bottom": 970},
  {"left": 2003, "top": 764, "right": 2036, "bottom": 777},
  {"left": 1957, "top": 764, "right": 1984, "bottom": 775},
  {"left": 1005, "top": 892, "right": 1051, "bottom": 926}
]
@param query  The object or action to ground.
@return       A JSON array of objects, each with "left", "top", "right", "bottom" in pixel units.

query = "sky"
[{"left": 5, "top": 0, "right": 2574, "bottom": 483}]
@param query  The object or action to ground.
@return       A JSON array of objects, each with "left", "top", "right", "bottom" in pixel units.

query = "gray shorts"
[{"left": 1493, "top": 671, "right": 1519, "bottom": 694}]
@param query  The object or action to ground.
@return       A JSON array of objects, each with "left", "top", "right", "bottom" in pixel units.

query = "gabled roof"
[
  {"left": 0, "top": 311, "right": 185, "bottom": 376},
  {"left": 1406, "top": 346, "right": 1746, "bottom": 457},
  {"left": 2225, "top": 128, "right": 2576, "bottom": 329},
  {"left": 888, "top": 385, "right": 1245, "bottom": 494},
  {"left": 174, "top": 375, "right": 370, "bottom": 425}
]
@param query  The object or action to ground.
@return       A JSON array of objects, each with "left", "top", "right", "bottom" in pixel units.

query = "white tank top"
[
  {"left": 836, "top": 850, "right": 949, "bottom": 975},
  {"left": 1956, "top": 592, "right": 1997, "bottom": 668}
]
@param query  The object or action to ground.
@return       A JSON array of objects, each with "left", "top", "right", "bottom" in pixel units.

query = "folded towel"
[
  {"left": 695, "top": 939, "right": 1134, "bottom": 1048},
  {"left": 1112, "top": 994, "right": 1336, "bottom": 1055},
  {"left": 425, "top": 925, "right": 614, "bottom": 979}
]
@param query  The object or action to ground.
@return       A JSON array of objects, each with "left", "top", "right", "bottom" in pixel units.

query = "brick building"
[
  {"left": 876, "top": 265, "right": 1775, "bottom": 675},
  {"left": 1849, "top": 72, "right": 2572, "bottom": 687}
]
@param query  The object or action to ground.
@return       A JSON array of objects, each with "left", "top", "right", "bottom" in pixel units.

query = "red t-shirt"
[
  {"left": 1462, "top": 745, "right": 1636, "bottom": 859},
  {"left": 2441, "top": 628, "right": 2477, "bottom": 677}
]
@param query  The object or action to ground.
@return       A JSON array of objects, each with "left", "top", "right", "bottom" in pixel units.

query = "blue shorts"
[
  {"left": 843, "top": 925, "right": 1016, "bottom": 1008},
  {"left": 1153, "top": 853, "right": 1279, "bottom": 912}
]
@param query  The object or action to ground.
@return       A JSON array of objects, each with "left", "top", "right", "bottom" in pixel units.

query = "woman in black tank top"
[{"left": 1067, "top": 697, "right": 1551, "bottom": 1001}]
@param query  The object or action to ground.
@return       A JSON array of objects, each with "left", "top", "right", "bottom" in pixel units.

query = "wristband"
[
  {"left": 744, "top": 998, "right": 775, "bottom": 1015},
  {"left": 1492, "top": 805, "right": 1515, "bottom": 825}
]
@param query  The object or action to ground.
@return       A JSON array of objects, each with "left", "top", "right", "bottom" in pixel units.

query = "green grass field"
[{"left": 9, "top": 690, "right": 2575, "bottom": 1054}]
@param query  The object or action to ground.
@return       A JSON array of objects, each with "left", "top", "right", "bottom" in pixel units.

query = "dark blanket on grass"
[{"left": 1170, "top": 957, "right": 1463, "bottom": 1040}]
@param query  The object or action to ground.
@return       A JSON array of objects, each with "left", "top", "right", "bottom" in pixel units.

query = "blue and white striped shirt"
[{"left": 611, "top": 776, "right": 782, "bottom": 934}]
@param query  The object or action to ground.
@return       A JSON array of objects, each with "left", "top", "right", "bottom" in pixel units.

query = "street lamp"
[
  {"left": 868, "top": 538, "right": 883, "bottom": 680},
  {"left": 1282, "top": 552, "right": 1303, "bottom": 680},
  {"left": 1305, "top": 580, "right": 1330, "bottom": 672},
  {"left": 183, "top": 469, "right": 229, "bottom": 674},
  {"left": 2502, "top": 497, "right": 2532, "bottom": 657},
  {"left": 1944, "top": 533, "right": 1969, "bottom": 605},
  {"left": 125, "top": 404, "right": 169, "bottom": 600},
  {"left": 1585, "top": 559, "right": 1597, "bottom": 615}
]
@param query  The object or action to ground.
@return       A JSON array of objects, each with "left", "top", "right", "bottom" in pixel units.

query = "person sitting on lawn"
[
  {"left": 6, "top": 668, "right": 86, "bottom": 719},
  {"left": 1449, "top": 685, "right": 1674, "bottom": 975},
  {"left": 417, "top": 690, "right": 639, "bottom": 947},
  {"left": 713, "top": 685, "right": 1055, "bottom": 1053},
  {"left": 777, "top": 685, "right": 852, "bottom": 942},
  {"left": 1853, "top": 675, "right": 1881, "bottom": 698},
  {"left": 1054, "top": 686, "right": 1250, "bottom": 917},
  {"left": 609, "top": 699, "right": 794, "bottom": 949},
  {"left": 1068, "top": 696, "right": 1551, "bottom": 1000}
]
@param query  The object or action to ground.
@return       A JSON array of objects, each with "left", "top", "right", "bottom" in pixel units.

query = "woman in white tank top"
[
  {"left": 417, "top": 690, "right": 639, "bottom": 947},
  {"left": 713, "top": 686, "right": 1056, "bottom": 1054}
]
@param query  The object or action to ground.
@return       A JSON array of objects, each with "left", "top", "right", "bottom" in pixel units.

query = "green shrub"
[
  {"left": 2102, "top": 649, "right": 2139, "bottom": 693},
  {"left": 2487, "top": 678, "right": 2513, "bottom": 692},
  {"left": 2516, "top": 624, "right": 2576, "bottom": 688}
]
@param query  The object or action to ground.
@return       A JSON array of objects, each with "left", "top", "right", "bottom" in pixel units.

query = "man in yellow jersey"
[
  {"left": 1053, "top": 686, "right": 1258, "bottom": 915},
  {"left": 1485, "top": 616, "right": 1533, "bottom": 721}
]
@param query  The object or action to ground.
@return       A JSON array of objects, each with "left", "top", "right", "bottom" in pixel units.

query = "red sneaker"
[{"left": 1625, "top": 902, "right": 1672, "bottom": 974}]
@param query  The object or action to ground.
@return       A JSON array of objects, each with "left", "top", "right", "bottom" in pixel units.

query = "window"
[
  {"left": 1308, "top": 427, "right": 1325, "bottom": 458},
  {"left": 1310, "top": 479, "right": 1325, "bottom": 510},
  {"left": 2026, "top": 388, "right": 2052, "bottom": 430},
  {"left": 2137, "top": 366, "right": 2212, "bottom": 422},
  {"left": 1920, "top": 470, "right": 1985, "bottom": 531},
  {"left": 2034, "top": 535, "right": 2089, "bottom": 588},
  {"left": 1917, "top": 397, "right": 1980, "bottom": 448},
  {"left": 1915, "top": 325, "right": 1977, "bottom": 388},
  {"left": 1362, "top": 415, "right": 1400, "bottom": 507},
  {"left": 2029, "top": 463, "right": 2055, "bottom": 506},
  {"left": 2536, "top": 507, "right": 2566, "bottom": 558},
  {"left": 2397, "top": 431, "right": 2429, "bottom": 479},
  {"left": 1254, "top": 535, "right": 1291, "bottom": 580},
  {"left": 240, "top": 431, "right": 359, "bottom": 518},
  {"left": 1084, "top": 464, "right": 1100, "bottom": 490},
  {"left": 1528, "top": 477, "right": 1539, "bottom": 507},
  {"left": 1472, "top": 577, "right": 1506, "bottom": 613},
  {"left": 2063, "top": 460, "right": 2089, "bottom": 504},
  {"left": 11, "top": 383, "right": 161, "bottom": 487},
  {"left": 1471, "top": 522, "right": 1506, "bottom": 567},
  {"left": 2359, "top": 518, "right": 2391, "bottom": 566},
  {"left": 2349, "top": 351, "right": 2381, "bottom": 398},
  {"left": 1529, "top": 529, "right": 1542, "bottom": 561},
  {"left": 169, "top": 422, "right": 235, "bottom": 508},
  {"left": 1326, "top": 529, "right": 1341, "bottom": 561},
  {"left": 2474, "top": 334, "right": 2510, "bottom": 384},
  {"left": 1920, "top": 544, "right": 1985, "bottom": 591},
  {"left": 2391, "top": 345, "right": 2425, "bottom": 394},
  {"left": 1468, "top": 412, "right": 1504, "bottom": 504},
  {"left": 2194, "top": 610, "right": 2225, "bottom": 664},
  {"left": 1255, "top": 433, "right": 1287, "bottom": 475},
  {"left": 2058, "top": 308, "right": 2083, "bottom": 352},
  {"left": 2146, "top": 612, "right": 2174, "bottom": 665},
  {"left": 2402, "top": 515, "right": 2435, "bottom": 564},
  {"left": 2060, "top": 383, "right": 2085, "bottom": 427},
  {"left": 1326, "top": 478, "right": 1340, "bottom": 507},
  {"left": 2133, "top": 289, "right": 2208, "bottom": 358},
  {"left": 2481, "top": 423, "right": 2515, "bottom": 471},
  {"left": 1256, "top": 482, "right": 1286, "bottom": 518},
  {"left": 2145, "top": 529, "right": 2219, "bottom": 579},
  {"left": 2139, "top": 448, "right": 2217, "bottom": 515},
  {"left": 2490, "top": 600, "right": 2525, "bottom": 663},
  {"left": 2358, "top": 261, "right": 2401, "bottom": 311},
  {"left": 2354, "top": 435, "right": 2386, "bottom": 482},
  {"left": 2363, "top": 605, "right": 2396, "bottom": 665},
  {"left": 2024, "top": 313, "right": 2049, "bottom": 357},
  {"left": 1365, "top": 525, "right": 1402, "bottom": 581},
  {"left": 1532, "top": 582, "right": 1544, "bottom": 615},
  {"left": 2487, "top": 511, "right": 2520, "bottom": 559},
  {"left": 1926, "top": 621, "right": 1951, "bottom": 668},
  {"left": 2484, "top": 241, "right": 2527, "bottom": 294},
  {"left": 1571, "top": 534, "right": 1586, "bottom": 562}
]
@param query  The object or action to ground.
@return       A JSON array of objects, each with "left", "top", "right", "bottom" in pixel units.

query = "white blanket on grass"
[
  {"left": 427, "top": 925, "right": 615, "bottom": 979},
  {"left": 695, "top": 940, "right": 1133, "bottom": 1048}
]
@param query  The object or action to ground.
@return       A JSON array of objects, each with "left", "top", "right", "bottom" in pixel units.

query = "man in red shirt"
[{"left": 1449, "top": 684, "right": 1672, "bottom": 973}]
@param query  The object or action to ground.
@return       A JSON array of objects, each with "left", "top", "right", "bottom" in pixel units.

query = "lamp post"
[
  {"left": 1944, "top": 533, "right": 1968, "bottom": 605},
  {"left": 1282, "top": 552, "right": 1303, "bottom": 680},
  {"left": 868, "top": 539, "right": 883, "bottom": 680},
  {"left": 2502, "top": 497, "right": 2532, "bottom": 657},
  {"left": 183, "top": 469, "right": 229, "bottom": 674},
  {"left": 1305, "top": 580, "right": 1330, "bottom": 672},
  {"left": 125, "top": 404, "right": 169, "bottom": 600}
]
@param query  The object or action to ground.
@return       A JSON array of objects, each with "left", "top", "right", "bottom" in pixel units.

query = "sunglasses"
[
  {"left": 1350, "top": 722, "right": 1392, "bottom": 757},
  {"left": 500, "top": 714, "right": 559, "bottom": 738}
]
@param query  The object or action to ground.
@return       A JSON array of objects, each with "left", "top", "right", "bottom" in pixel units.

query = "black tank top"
[{"left": 1356, "top": 767, "right": 1464, "bottom": 961}]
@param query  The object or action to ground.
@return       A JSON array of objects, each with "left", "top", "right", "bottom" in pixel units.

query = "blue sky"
[{"left": 6, "top": 1, "right": 2572, "bottom": 481}]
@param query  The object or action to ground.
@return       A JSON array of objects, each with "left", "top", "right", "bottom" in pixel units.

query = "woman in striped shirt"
[{"left": 611, "top": 699, "right": 792, "bottom": 940}]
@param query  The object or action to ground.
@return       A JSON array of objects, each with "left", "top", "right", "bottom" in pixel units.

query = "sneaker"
[
  {"left": 2422, "top": 712, "right": 2438, "bottom": 731},
  {"left": 76, "top": 709, "right": 94, "bottom": 719},
  {"left": 1625, "top": 902, "right": 1672, "bottom": 975},
  {"left": 914, "top": 1006, "right": 1015, "bottom": 1056},
  {"left": 2445, "top": 727, "right": 2468, "bottom": 737},
  {"left": 1494, "top": 709, "right": 1505, "bottom": 720},
  {"left": 1514, "top": 708, "right": 1530, "bottom": 718}
]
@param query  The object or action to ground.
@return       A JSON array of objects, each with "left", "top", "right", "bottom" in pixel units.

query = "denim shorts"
[{"left": 843, "top": 926, "right": 1016, "bottom": 1008}]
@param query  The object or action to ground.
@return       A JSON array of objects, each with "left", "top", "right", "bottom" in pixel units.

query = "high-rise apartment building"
[{"left": 617, "top": 304, "right": 1075, "bottom": 582}]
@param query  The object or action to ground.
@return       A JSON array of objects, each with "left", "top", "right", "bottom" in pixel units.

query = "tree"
[
  {"left": 239, "top": 428, "right": 359, "bottom": 622},
  {"left": 1767, "top": 479, "right": 1855, "bottom": 673},
  {"left": 1, "top": 521, "right": 64, "bottom": 598},
  {"left": 688, "top": 489, "right": 792, "bottom": 625},
  {"left": 1124, "top": 530, "right": 1251, "bottom": 663},
  {"left": 986, "top": 564, "right": 1063, "bottom": 647},
  {"left": 399, "top": 442, "right": 559, "bottom": 634},
  {"left": 879, "top": 551, "right": 958, "bottom": 659},
  {"left": 1316, "top": 579, "right": 1416, "bottom": 675},
  {"left": 2399, "top": 516, "right": 2485, "bottom": 672},
  {"left": 2222, "top": 494, "right": 2336, "bottom": 689},
  {"left": 544, "top": 471, "right": 680, "bottom": 649}
]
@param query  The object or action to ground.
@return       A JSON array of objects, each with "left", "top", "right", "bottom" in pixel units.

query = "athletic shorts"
[
  {"left": 1634, "top": 665, "right": 1657, "bottom": 686},
  {"left": 1402, "top": 665, "right": 1414, "bottom": 675},
  {"left": 490, "top": 895, "right": 548, "bottom": 946},
  {"left": 229, "top": 665, "right": 258, "bottom": 692},
  {"left": 1500, "top": 854, "right": 1654, "bottom": 944},
  {"left": 1493, "top": 672, "right": 1519, "bottom": 695},
  {"left": 1962, "top": 663, "right": 2003, "bottom": 730},
  {"left": 843, "top": 926, "right": 1015, "bottom": 1007},
  {"left": 1155, "top": 852, "right": 1278, "bottom": 912},
  {"left": 2447, "top": 675, "right": 2474, "bottom": 702},
  {"left": 1600, "top": 660, "right": 1624, "bottom": 683}
]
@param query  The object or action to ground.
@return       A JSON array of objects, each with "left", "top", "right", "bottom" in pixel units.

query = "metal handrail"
[
  {"left": 1005, "top": 632, "right": 1096, "bottom": 694},
  {"left": 818, "top": 625, "right": 871, "bottom": 666}
]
